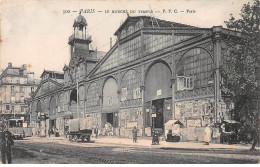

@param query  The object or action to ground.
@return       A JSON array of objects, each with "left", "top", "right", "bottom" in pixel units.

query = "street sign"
[{"left": 152, "top": 114, "right": 156, "bottom": 118}]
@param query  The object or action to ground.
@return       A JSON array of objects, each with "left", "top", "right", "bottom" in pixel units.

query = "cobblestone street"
[{"left": 9, "top": 137, "right": 260, "bottom": 164}]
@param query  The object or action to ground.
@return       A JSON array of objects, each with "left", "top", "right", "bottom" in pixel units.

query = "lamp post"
[{"left": 151, "top": 105, "right": 156, "bottom": 132}]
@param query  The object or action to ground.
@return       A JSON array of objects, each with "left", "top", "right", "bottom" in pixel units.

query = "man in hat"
[
  {"left": 0, "top": 124, "right": 14, "bottom": 164},
  {"left": 0, "top": 124, "right": 6, "bottom": 164},
  {"left": 132, "top": 126, "right": 138, "bottom": 143}
]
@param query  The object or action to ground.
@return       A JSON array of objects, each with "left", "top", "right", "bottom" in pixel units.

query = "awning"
[{"left": 165, "top": 120, "right": 184, "bottom": 128}]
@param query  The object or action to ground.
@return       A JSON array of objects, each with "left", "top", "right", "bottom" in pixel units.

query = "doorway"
[
  {"left": 152, "top": 99, "right": 164, "bottom": 129},
  {"left": 49, "top": 119, "right": 56, "bottom": 129},
  {"left": 102, "top": 112, "right": 118, "bottom": 128},
  {"left": 106, "top": 113, "right": 113, "bottom": 125}
]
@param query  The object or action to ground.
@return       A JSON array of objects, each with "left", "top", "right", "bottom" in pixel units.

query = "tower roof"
[{"left": 73, "top": 12, "right": 87, "bottom": 27}]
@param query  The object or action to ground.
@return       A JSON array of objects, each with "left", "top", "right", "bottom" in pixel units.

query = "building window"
[
  {"left": 121, "top": 70, "right": 141, "bottom": 100},
  {"left": 121, "top": 30, "right": 126, "bottom": 39},
  {"left": 21, "top": 106, "right": 26, "bottom": 113},
  {"left": 19, "top": 70, "right": 23, "bottom": 75},
  {"left": 108, "top": 97, "right": 113, "bottom": 106},
  {"left": 120, "top": 36, "right": 141, "bottom": 64},
  {"left": 135, "top": 21, "right": 142, "bottom": 31},
  {"left": 177, "top": 76, "right": 194, "bottom": 91},
  {"left": 6, "top": 105, "right": 10, "bottom": 110},
  {"left": 176, "top": 48, "right": 213, "bottom": 89},
  {"left": 31, "top": 87, "right": 34, "bottom": 92},
  {"left": 58, "top": 93, "right": 64, "bottom": 111},
  {"left": 86, "top": 82, "right": 99, "bottom": 107},
  {"left": 21, "top": 96, "right": 25, "bottom": 102},
  {"left": 144, "top": 34, "right": 173, "bottom": 54},
  {"left": 127, "top": 26, "right": 134, "bottom": 35},
  {"left": 121, "top": 88, "right": 127, "bottom": 101},
  {"left": 11, "top": 96, "right": 15, "bottom": 103},
  {"left": 20, "top": 86, "right": 24, "bottom": 93},
  {"left": 100, "top": 48, "right": 118, "bottom": 72},
  {"left": 11, "top": 86, "right": 15, "bottom": 94}
]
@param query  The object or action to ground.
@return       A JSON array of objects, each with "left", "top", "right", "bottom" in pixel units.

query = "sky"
[{"left": 0, "top": 0, "right": 253, "bottom": 79}]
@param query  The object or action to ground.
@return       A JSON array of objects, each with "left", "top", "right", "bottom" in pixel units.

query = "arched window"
[
  {"left": 86, "top": 82, "right": 99, "bottom": 107},
  {"left": 127, "top": 26, "right": 134, "bottom": 35},
  {"left": 176, "top": 48, "right": 213, "bottom": 91},
  {"left": 58, "top": 93, "right": 64, "bottom": 113},
  {"left": 121, "top": 30, "right": 126, "bottom": 39},
  {"left": 135, "top": 22, "right": 141, "bottom": 31},
  {"left": 49, "top": 96, "right": 56, "bottom": 116},
  {"left": 121, "top": 70, "right": 141, "bottom": 101}
]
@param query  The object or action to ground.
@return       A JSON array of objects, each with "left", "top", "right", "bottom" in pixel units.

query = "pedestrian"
[
  {"left": 0, "top": 124, "right": 14, "bottom": 164},
  {"left": 3, "top": 129, "right": 14, "bottom": 164},
  {"left": 37, "top": 129, "right": 40, "bottom": 137},
  {"left": 132, "top": 126, "right": 138, "bottom": 143},
  {"left": 250, "top": 125, "right": 259, "bottom": 151},
  {"left": 48, "top": 128, "right": 51, "bottom": 137},
  {"left": 204, "top": 124, "right": 211, "bottom": 145},
  {"left": 152, "top": 130, "right": 159, "bottom": 145},
  {"left": 94, "top": 128, "right": 98, "bottom": 139},
  {"left": 55, "top": 128, "right": 59, "bottom": 137},
  {"left": 0, "top": 125, "right": 6, "bottom": 164}
]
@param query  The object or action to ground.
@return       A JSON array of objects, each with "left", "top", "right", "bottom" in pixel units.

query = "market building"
[
  {"left": 0, "top": 63, "right": 39, "bottom": 126},
  {"left": 30, "top": 13, "right": 250, "bottom": 141}
]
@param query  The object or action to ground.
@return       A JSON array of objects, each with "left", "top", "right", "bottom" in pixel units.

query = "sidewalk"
[
  {"left": 28, "top": 135, "right": 257, "bottom": 150},
  {"left": 91, "top": 136, "right": 256, "bottom": 150}
]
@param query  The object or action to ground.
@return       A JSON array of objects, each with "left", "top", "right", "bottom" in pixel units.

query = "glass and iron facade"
[{"left": 30, "top": 15, "right": 248, "bottom": 141}]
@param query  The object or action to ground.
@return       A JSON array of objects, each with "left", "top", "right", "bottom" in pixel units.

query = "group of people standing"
[
  {"left": 0, "top": 125, "right": 14, "bottom": 164},
  {"left": 48, "top": 127, "right": 60, "bottom": 137}
]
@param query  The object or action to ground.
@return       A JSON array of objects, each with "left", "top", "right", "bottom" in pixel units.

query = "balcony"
[{"left": 68, "top": 34, "right": 92, "bottom": 45}]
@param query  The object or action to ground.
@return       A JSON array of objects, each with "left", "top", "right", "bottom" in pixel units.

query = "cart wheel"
[
  {"left": 81, "top": 137, "right": 86, "bottom": 142},
  {"left": 73, "top": 135, "right": 78, "bottom": 142},
  {"left": 87, "top": 136, "right": 90, "bottom": 142},
  {"left": 69, "top": 135, "right": 72, "bottom": 141}
]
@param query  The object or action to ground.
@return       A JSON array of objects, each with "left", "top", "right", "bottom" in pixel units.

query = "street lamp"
[{"left": 151, "top": 105, "right": 156, "bottom": 132}]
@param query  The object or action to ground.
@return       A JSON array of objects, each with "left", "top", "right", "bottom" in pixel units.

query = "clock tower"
[
  {"left": 64, "top": 12, "right": 99, "bottom": 85},
  {"left": 68, "top": 12, "right": 92, "bottom": 64}
]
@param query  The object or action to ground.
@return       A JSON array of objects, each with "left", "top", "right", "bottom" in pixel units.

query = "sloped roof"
[
  {"left": 32, "top": 78, "right": 64, "bottom": 98},
  {"left": 114, "top": 15, "right": 199, "bottom": 35},
  {"left": 40, "top": 70, "right": 64, "bottom": 78}
]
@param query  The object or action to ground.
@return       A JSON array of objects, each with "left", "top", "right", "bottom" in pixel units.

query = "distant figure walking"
[
  {"left": 132, "top": 126, "right": 138, "bottom": 143},
  {"left": 48, "top": 128, "right": 51, "bottom": 137},
  {"left": 94, "top": 128, "right": 98, "bottom": 139},
  {"left": 55, "top": 128, "right": 59, "bottom": 137}
]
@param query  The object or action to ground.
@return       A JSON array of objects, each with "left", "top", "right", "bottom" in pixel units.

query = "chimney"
[
  {"left": 95, "top": 47, "right": 98, "bottom": 59},
  {"left": 8, "top": 62, "right": 12, "bottom": 67},
  {"left": 22, "top": 64, "right": 27, "bottom": 69},
  {"left": 110, "top": 37, "right": 112, "bottom": 49}
]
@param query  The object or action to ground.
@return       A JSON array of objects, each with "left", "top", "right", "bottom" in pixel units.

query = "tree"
[{"left": 223, "top": 0, "right": 260, "bottom": 138}]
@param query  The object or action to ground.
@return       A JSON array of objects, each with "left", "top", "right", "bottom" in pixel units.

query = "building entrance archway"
[
  {"left": 144, "top": 61, "right": 172, "bottom": 135},
  {"left": 102, "top": 77, "right": 119, "bottom": 131}
]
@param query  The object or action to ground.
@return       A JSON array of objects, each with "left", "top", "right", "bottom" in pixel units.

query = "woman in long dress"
[{"left": 204, "top": 125, "right": 211, "bottom": 145}]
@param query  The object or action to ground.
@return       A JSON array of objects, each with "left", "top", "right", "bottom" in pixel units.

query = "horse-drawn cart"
[{"left": 67, "top": 118, "right": 92, "bottom": 142}]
